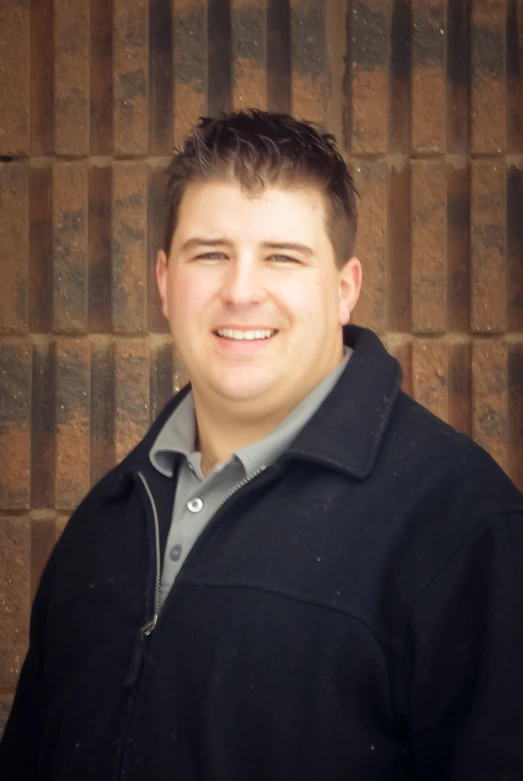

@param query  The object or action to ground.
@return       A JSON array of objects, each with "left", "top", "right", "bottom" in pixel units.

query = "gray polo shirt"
[{"left": 150, "top": 347, "right": 352, "bottom": 608}]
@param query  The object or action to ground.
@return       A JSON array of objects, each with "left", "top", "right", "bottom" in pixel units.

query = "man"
[{"left": 1, "top": 110, "right": 523, "bottom": 780}]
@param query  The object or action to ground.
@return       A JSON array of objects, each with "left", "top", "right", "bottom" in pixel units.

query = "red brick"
[
  {"left": 52, "top": 164, "right": 89, "bottom": 333},
  {"left": 507, "top": 0, "right": 523, "bottom": 151},
  {"left": 150, "top": 339, "right": 174, "bottom": 420},
  {"left": 448, "top": 342, "right": 472, "bottom": 436},
  {"left": 412, "top": 341, "right": 449, "bottom": 423},
  {"left": 88, "top": 167, "right": 112, "bottom": 333},
  {"left": 0, "top": 164, "right": 29, "bottom": 333},
  {"left": 389, "top": 341, "right": 413, "bottom": 396},
  {"left": 148, "top": 167, "right": 170, "bottom": 333},
  {"left": 31, "top": 515, "right": 58, "bottom": 599},
  {"left": 54, "top": 0, "right": 90, "bottom": 155},
  {"left": 324, "top": 0, "right": 349, "bottom": 147},
  {"left": 111, "top": 164, "right": 147, "bottom": 332},
  {"left": 150, "top": 0, "right": 173, "bottom": 154},
  {"left": 0, "top": 692, "right": 14, "bottom": 739},
  {"left": 411, "top": 0, "right": 446, "bottom": 153},
  {"left": 266, "top": 0, "right": 291, "bottom": 113},
  {"left": 173, "top": 0, "right": 208, "bottom": 147},
  {"left": 507, "top": 164, "right": 523, "bottom": 331},
  {"left": 90, "top": 0, "right": 114, "bottom": 155},
  {"left": 290, "top": 0, "right": 326, "bottom": 125},
  {"left": 508, "top": 343, "right": 523, "bottom": 491},
  {"left": 352, "top": 162, "right": 388, "bottom": 332},
  {"left": 114, "top": 0, "right": 150, "bottom": 155},
  {"left": 29, "top": 166, "right": 53, "bottom": 333},
  {"left": 389, "top": 0, "right": 412, "bottom": 154},
  {"left": 350, "top": 0, "right": 390, "bottom": 154},
  {"left": 471, "top": 0, "right": 506, "bottom": 153},
  {"left": 0, "top": 516, "right": 30, "bottom": 687},
  {"left": 388, "top": 163, "right": 411, "bottom": 331},
  {"left": 447, "top": 163, "right": 471, "bottom": 333},
  {"left": 0, "top": 342, "right": 32, "bottom": 511},
  {"left": 411, "top": 161, "right": 447, "bottom": 332},
  {"left": 470, "top": 162, "right": 507, "bottom": 332},
  {"left": 91, "top": 342, "right": 116, "bottom": 485},
  {"left": 31, "top": 343, "right": 56, "bottom": 509},
  {"left": 54, "top": 340, "right": 91, "bottom": 510},
  {"left": 114, "top": 339, "right": 150, "bottom": 462},
  {"left": 0, "top": 0, "right": 30, "bottom": 155},
  {"left": 472, "top": 339, "right": 508, "bottom": 470},
  {"left": 447, "top": 0, "right": 471, "bottom": 152},
  {"left": 231, "top": 0, "right": 267, "bottom": 111}
]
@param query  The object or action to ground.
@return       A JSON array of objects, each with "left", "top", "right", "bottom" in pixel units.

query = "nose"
[{"left": 219, "top": 257, "right": 268, "bottom": 307}]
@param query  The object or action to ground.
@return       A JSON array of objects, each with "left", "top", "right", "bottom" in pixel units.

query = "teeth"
[{"left": 217, "top": 328, "right": 274, "bottom": 340}]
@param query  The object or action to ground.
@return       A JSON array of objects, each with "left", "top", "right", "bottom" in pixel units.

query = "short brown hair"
[{"left": 163, "top": 110, "right": 358, "bottom": 268}]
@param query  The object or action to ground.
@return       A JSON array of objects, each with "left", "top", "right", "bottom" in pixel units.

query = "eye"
[
  {"left": 269, "top": 254, "right": 300, "bottom": 264},
  {"left": 195, "top": 252, "right": 227, "bottom": 261}
]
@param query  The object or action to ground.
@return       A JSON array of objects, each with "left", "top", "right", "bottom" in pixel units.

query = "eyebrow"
[{"left": 179, "top": 238, "right": 315, "bottom": 257}]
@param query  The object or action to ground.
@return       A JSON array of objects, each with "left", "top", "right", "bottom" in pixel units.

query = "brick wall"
[{"left": 0, "top": 0, "right": 522, "bottom": 732}]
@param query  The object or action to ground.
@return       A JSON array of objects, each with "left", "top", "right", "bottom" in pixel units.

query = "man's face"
[{"left": 157, "top": 180, "right": 361, "bottom": 416}]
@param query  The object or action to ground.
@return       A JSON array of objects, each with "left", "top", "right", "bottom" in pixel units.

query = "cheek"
[{"left": 168, "top": 272, "right": 213, "bottom": 320}]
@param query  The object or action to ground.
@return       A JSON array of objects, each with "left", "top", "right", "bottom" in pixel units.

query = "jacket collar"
[{"left": 100, "top": 325, "right": 402, "bottom": 500}]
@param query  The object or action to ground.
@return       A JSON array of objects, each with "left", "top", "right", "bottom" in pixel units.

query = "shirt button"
[
  {"left": 170, "top": 544, "right": 182, "bottom": 562},
  {"left": 187, "top": 497, "right": 203, "bottom": 513}
]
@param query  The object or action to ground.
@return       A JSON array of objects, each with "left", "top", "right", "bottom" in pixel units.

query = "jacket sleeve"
[
  {"left": 401, "top": 510, "right": 523, "bottom": 780},
  {"left": 0, "top": 545, "right": 56, "bottom": 779}
]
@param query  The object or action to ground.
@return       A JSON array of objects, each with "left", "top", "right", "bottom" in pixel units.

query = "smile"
[{"left": 215, "top": 329, "right": 276, "bottom": 341}]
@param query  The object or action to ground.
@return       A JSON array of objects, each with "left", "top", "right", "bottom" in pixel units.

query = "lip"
[{"left": 212, "top": 329, "right": 278, "bottom": 353}]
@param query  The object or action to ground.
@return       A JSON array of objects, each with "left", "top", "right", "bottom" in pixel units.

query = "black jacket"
[{"left": 2, "top": 326, "right": 523, "bottom": 781}]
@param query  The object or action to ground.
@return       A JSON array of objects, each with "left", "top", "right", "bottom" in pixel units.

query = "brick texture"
[{"left": 0, "top": 0, "right": 522, "bottom": 722}]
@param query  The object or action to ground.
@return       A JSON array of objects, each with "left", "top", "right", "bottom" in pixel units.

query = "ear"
[
  {"left": 156, "top": 250, "right": 169, "bottom": 320},
  {"left": 338, "top": 257, "right": 362, "bottom": 326}
]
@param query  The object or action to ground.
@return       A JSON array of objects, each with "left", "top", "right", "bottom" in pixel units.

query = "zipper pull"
[{"left": 140, "top": 614, "right": 158, "bottom": 637}]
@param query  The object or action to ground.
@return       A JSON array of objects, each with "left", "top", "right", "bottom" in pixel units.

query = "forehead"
[{"left": 173, "top": 180, "right": 329, "bottom": 245}]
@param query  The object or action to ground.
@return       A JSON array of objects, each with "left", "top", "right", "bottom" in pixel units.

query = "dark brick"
[
  {"left": 208, "top": 0, "right": 232, "bottom": 115},
  {"left": 507, "top": 0, "right": 523, "bottom": 152},
  {"left": 389, "top": 0, "right": 412, "bottom": 153},
  {"left": 448, "top": 342, "right": 472, "bottom": 436},
  {"left": 149, "top": 0, "right": 173, "bottom": 154},
  {"left": 31, "top": 343, "right": 56, "bottom": 509},
  {"left": 447, "top": 0, "right": 471, "bottom": 153},
  {"left": 0, "top": 342, "right": 31, "bottom": 511},
  {"left": 52, "top": 164, "right": 88, "bottom": 333},
  {"left": 232, "top": 0, "right": 267, "bottom": 110},
  {"left": 507, "top": 165, "right": 523, "bottom": 331},
  {"left": 173, "top": 0, "right": 207, "bottom": 146},
  {"left": 471, "top": 0, "right": 506, "bottom": 153},
  {"left": 411, "top": 161, "right": 447, "bottom": 332},
  {"left": 447, "top": 164, "right": 471, "bottom": 333},
  {"left": 30, "top": 0, "right": 54, "bottom": 155},
  {"left": 352, "top": 162, "right": 388, "bottom": 332},
  {"left": 150, "top": 340, "right": 174, "bottom": 421},
  {"left": 90, "top": 0, "right": 114, "bottom": 155},
  {"left": 0, "top": 516, "right": 30, "bottom": 687},
  {"left": 112, "top": 163, "right": 147, "bottom": 332},
  {"left": 91, "top": 342, "right": 116, "bottom": 485},
  {"left": 114, "top": 340, "right": 150, "bottom": 462},
  {"left": 88, "top": 167, "right": 113, "bottom": 333},
  {"left": 472, "top": 339, "right": 508, "bottom": 471},
  {"left": 471, "top": 162, "right": 507, "bottom": 332},
  {"left": 114, "top": 0, "right": 149, "bottom": 155},
  {"left": 54, "top": 0, "right": 89, "bottom": 155},
  {"left": 267, "top": 0, "right": 291, "bottom": 113},
  {"left": 0, "top": 0, "right": 30, "bottom": 155},
  {"left": 29, "top": 166, "right": 53, "bottom": 333},
  {"left": 54, "top": 340, "right": 90, "bottom": 510},
  {"left": 290, "top": 0, "right": 326, "bottom": 125},
  {"left": 351, "top": 0, "right": 389, "bottom": 153},
  {"left": 388, "top": 163, "right": 411, "bottom": 332},
  {"left": 411, "top": 0, "right": 446, "bottom": 152},
  {"left": 148, "top": 167, "right": 170, "bottom": 333},
  {"left": 0, "top": 164, "right": 29, "bottom": 333},
  {"left": 412, "top": 341, "right": 449, "bottom": 422}
]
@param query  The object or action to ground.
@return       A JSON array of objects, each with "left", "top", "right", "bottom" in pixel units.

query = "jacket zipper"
[{"left": 136, "top": 464, "right": 268, "bottom": 637}]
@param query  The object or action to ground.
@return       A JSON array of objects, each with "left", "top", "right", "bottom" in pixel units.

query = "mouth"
[{"left": 213, "top": 328, "right": 278, "bottom": 341}]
